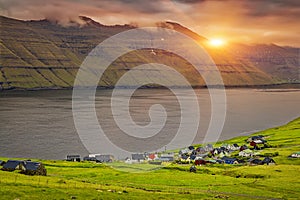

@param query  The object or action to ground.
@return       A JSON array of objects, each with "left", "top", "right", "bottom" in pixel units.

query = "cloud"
[{"left": 0, "top": 0, "right": 299, "bottom": 46}]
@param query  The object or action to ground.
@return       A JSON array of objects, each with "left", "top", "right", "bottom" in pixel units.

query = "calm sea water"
[{"left": 0, "top": 89, "right": 299, "bottom": 159}]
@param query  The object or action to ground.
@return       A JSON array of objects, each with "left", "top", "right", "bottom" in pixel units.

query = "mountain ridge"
[{"left": 0, "top": 16, "right": 299, "bottom": 90}]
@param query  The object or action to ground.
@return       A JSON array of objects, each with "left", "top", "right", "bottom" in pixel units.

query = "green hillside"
[
  {"left": 0, "top": 16, "right": 299, "bottom": 90},
  {"left": 1, "top": 118, "right": 299, "bottom": 199}
]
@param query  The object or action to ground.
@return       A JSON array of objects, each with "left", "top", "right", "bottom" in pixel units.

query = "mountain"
[{"left": 0, "top": 16, "right": 299, "bottom": 90}]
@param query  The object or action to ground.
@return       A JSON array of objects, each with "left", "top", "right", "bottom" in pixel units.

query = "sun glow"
[{"left": 209, "top": 38, "right": 226, "bottom": 47}]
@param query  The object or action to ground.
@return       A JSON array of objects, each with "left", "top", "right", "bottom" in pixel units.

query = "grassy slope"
[
  {"left": 3, "top": 16, "right": 297, "bottom": 90},
  {"left": 0, "top": 118, "right": 299, "bottom": 200}
]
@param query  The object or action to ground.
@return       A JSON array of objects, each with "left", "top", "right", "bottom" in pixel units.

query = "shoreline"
[{"left": 1, "top": 83, "right": 300, "bottom": 92}]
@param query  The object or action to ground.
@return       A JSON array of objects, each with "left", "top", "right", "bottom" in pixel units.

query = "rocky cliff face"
[{"left": 0, "top": 16, "right": 298, "bottom": 90}]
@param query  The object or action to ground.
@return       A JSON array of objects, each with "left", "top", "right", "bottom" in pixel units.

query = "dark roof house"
[
  {"left": 190, "top": 155, "right": 197, "bottom": 160},
  {"left": 160, "top": 154, "right": 174, "bottom": 162},
  {"left": 95, "top": 155, "right": 114, "bottom": 163},
  {"left": 83, "top": 156, "right": 97, "bottom": 162},
  {"left": 188, "top": 146, "right": 195, "bottom": 150},
  {"left": 240, "top": 145, "right": 248, "bottom": 151},
  {"left": 0, "top": 160, "right": 5, "bottom": 166},
  {"left": 221, "top": 157, "right": 239, "bottom": 164},
  {"left": 261, "top": 157, "right": 276, "bottom": 165},
  {"left": 1, "top": 160, "right": 46, "bottom": 176},
  {"left": 195, "top": 159, "right": 207, "bottom": 165},
  {"left": 2, "top": 160, "right": 25, "bottom": 171},
  {"left": 22, "top": 161, "right": 47, "bottom": 176},
  {"left": 190, "top": 165, "right": 197, "bottom": 173},
  {"left": 131, "top": 154, "right": 145, "bottom": 161},
  {"left": 248, "top": 158, "right": 262, "bottom": 165},
  {"left": 66, "top": 155, "right": 81, "bottom": 162}
]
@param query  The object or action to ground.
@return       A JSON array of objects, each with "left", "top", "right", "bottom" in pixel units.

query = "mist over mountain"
[{"left": 0, "top": 16, "right": 299, "bottom": 90}]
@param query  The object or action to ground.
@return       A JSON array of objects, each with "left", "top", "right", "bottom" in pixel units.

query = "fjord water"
[{"left": 0, "top": 89, "right": 299, "bottom": 159}]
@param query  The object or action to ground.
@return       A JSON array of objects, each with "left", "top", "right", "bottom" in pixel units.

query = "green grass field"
[{"left": 0, "top": 118, "right": 299, "bottom": 199}]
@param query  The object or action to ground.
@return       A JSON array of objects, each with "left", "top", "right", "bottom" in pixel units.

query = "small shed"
[
  {"left": 2, "top": 160, "right": 25, "bottom": 171},
  {"left": 66, "top": 155, "right": 81, "bottom": 162}
]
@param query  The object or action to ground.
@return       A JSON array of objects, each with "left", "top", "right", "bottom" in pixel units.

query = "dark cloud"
[{"left": 240, "top": 0, "right": 300, "bottom": 18}]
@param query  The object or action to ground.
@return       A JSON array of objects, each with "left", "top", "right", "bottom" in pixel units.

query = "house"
[
  {"left": 261, "top": 157, "right": 276, "bottom": 165},
  {"left": 218, "top": 151, "right": 229, "bottom": 158},
  {"left": 2, "top": 160, "right": 25, "bottom": 171},
  {"left": 221, "top": 157, "right": 239, "bottom": 164},
  {"left": 215, "top": 159, "right": 224, "bottom": 164},
  {"left": 66, "top": 155, "right": 81, "bottom": 162},
  {"left": 179, "top": 155, "right": 191, "bottom": 164},
  {"left": 188, "top": 146, "right": 195, "bottom": 150},
  {"left": 248, "top": 158, "right": 262, "bottom": 165},
  {"left": 247, "top": 135, "right": 265, "bottom": 143},
  {"left": 225, "top": 144, "right": 240, "bottom": 151},
  {"left": 196, "top": 147, "right": 206, "bottom": 154},
  {"left": 2, "top": 160, "right": 47, "bottom": 176},
  {"left": 95, "top": 155, "right": 114, "bottom": 163},
  {"left": 179, "top": 148, "right": 192, "bottom": 155},
  {"left": 159, "top": 154, "right": 174, "bottom": 162},
  {"left": 196, "top": 153, "right": 208, "bottom": 159},
  {"left": 0, "top": 160, "right": 5, "bottom": 166},
  {"left": 148, "top": 153, "right": 158, "bottom": 160},
  {"left": 289, "top": 152, "right": 300, "bottom": 158},
  {"left": 205, "top": 144, "right": 214, "bottom": 152},
  {"left": 239, "top": 149, "right": 255, "bottom": 157},
  {"left": 195, "top": 159, "right": 207, "bottom": 165},
  {"left": 88, "top": 154, "right": 101, "bottom": 158},
  {"left": 83, "top": 156, "right": 97, "bottom": 162},
  {"left": 189, "top": 154, "right": 197, "bottom": 160},
  {"left": 211, "top": 148, "right": 221, "bottom": 155},
  {"left": 239, "top": 145, "right": 248, "bottom": 151},
  {"left": 181, "top": 154, "right": 189, "bottom": 160},
  {"left": 22, "top": 161, "right": 47, "bottom": 176},
  {"left": 131, "top": 154, "right": 145, "bottom": 162},
  {"left": 190, "top": 165, "right": 197, "bottom": 173}
]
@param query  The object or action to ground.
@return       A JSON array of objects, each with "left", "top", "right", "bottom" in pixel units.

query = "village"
[
  {"left": 2, "top": 134, "right": 299, "bottom": 176},
  {"left": 52, "top": 134, "right": 300, "bottom": 169}
]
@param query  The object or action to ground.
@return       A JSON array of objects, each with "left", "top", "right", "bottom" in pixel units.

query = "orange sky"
[{"left": 1, "top": 0, "right": 300, "bottom": 46}]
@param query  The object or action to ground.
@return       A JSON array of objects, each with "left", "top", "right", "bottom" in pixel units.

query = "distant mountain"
[{"left": 0, "top": 16, "right": 298, "bottom": 90}]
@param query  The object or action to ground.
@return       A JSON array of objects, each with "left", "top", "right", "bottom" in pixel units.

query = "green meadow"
[{"left": 0, "top": 118, "right": 299, "bottom": 200}]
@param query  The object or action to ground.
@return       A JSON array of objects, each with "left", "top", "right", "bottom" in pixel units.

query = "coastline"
[{"left": 1, "top": 83, "right": 299, "bottom": 92}]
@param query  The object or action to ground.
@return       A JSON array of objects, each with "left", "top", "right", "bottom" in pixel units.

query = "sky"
[{"left": 0, "top": 0, "right": 300, "bottom": 46}]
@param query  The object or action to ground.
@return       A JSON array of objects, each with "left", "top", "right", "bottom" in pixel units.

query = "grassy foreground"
[{"left": 0, "top": 118, "right": 299, "bottom": 200}]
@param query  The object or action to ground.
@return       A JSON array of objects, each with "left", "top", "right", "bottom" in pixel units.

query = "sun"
[{"left": 209, "top": 38, "right": 225, "bottom": 47}]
